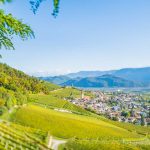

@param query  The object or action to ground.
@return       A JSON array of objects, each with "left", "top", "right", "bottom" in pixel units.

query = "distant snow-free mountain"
[
  {"left": 61, "top": 75, "right": 141, "bottom": 87},
  {"left": 39, "top": 67, "right": 150, "bottom": 87}
]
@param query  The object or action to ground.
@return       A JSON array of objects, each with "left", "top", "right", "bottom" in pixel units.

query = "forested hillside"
[
  {"left": 0, "top": 63, "right": 59, "bottom": 115},
  {"left": 0, "top": 63, "right": 59, "bottom": 94}
]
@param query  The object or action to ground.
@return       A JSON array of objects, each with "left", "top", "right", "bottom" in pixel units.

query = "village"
[{"left": 68, "top": 90, "right": 150, "bottom": 126}]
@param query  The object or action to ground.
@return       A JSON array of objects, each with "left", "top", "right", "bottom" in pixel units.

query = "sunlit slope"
[
  {"left": 0, "top": 121, "right": 49, "bottom": 150},
  {"left": 30, "top": 94, "right": 91, "bottom": 115},
  {"left": 50, "top": 87, "right": 94, "bottom": 99},
  {"left": 0, "top": 63, "right": 59, "bottom": 94},
  {"left": 101, "top": 117, "right": 150, "bottom": 135},
  {"left": 10, "top": 105, "right": 143, "bottom": 140},
  {"left": 64, "top": 139, "right": 150, "bottom": 150}
]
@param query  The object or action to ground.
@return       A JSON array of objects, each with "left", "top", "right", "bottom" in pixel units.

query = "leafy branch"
[
  {"left": 0, "top": 0, "right": 12, "bottom": 4},
  {"left": 0, "top": 10, "right": 34, "bottom": 57},
  {"left": 30, "top": 0, "right": 60, "bottom": 17},
  {"left": 0, "top": 0, "right": 59, "bottom": 57}
]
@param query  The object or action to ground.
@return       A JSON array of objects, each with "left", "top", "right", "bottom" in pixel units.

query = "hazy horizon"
[{"left": 29, "top": 66, "right": 150, "bottom": 77}]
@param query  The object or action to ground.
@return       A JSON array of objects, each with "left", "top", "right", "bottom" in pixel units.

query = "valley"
[
  {"left": 0, "top": 63, "right": 149, "bottom": 150},
  {"left": 1, "top": 1, "right": 150, "bottom": 149}
]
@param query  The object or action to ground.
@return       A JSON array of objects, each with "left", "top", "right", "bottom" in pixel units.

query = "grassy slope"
[
  {"left": 30, "top": 94, "right": 91, "bottom": 115},
  {"left": 64, "top": 139, "right": 150, "bottom": 150},
  {"left": 29, "top": 91, "right": 150, "bottom": 136},
  {"left": 100, "top": 117, "right": 150, "bottom": 135},
  {"left": 10, "top": 105, "right": 145, "bottom": 140},
  {"left": 42, "top": 81, "right": 60, "bottom": 92},
  {"left": 50, "top": 87, "right": 94, "bottom": 99}
]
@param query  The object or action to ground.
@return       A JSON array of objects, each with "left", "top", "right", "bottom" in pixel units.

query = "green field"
[
  {"left": 1, "top": 90, "right": 150, "bottom": 150},
  {"left": 101, "top": 117, "right": 150, "bottom": 135},
  {"left": 64, "top": 138, "right": 150, "bottom": 150},
  {"left": 10, "top": 105, "right": 145, "bottom": 139},
  {"left": 29, "top": 94, "right": 91, "bottom": 115},
  {"left": 29, "top": 94, "right": 150, "bottom": 136},
  {"left": 8, "top": 105, "right": 150, "bottom": 150},
  {"left": 50, "top": 87, "right": 94, "bottom": 99}
]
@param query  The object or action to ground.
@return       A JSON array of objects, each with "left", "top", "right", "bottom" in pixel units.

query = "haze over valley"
[{"left": 39, "top": 67, "right": 150, "bottom": 88}]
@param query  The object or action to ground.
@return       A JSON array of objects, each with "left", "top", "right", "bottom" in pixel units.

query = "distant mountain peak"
[{"left": 39, "top": 67, "right": 150, "bottom": 87}]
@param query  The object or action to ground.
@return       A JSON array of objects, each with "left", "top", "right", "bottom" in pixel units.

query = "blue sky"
[{"left": 1, "top": 0, "right": 150, "bottom": 76}]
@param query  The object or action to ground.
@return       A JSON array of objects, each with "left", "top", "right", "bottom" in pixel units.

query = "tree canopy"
[
  {"left": 0, "top": 0, "right": 59, "bottom": 57},
  {"left": 0, "top": 10, "right": 34, "bottom": 50},
  {"left": 0, "top": 0, "right": 12, "bottom": 3},
  {"left": 30, "top": 0, "right": 60, "bottom": 17},
  {"left": 0, "top": 0, "right": 34, "bottom": 58}
]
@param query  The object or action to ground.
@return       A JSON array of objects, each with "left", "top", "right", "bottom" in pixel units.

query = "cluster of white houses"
[{"left": 69, "top": 91, "right": 150, "bottom": 126}]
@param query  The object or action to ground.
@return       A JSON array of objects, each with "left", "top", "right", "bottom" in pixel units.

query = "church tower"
[{"left": 81, "top": 90, "right": 84, "bottom": 99}]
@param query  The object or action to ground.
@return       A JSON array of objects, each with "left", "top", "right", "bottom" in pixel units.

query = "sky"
[{"left": 1, "top": 0, "right": 150, "bottom": 76}]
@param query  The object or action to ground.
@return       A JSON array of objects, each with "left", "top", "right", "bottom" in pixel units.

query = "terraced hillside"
[
  {"left": 30, "top": 94, "right": 91, "bottom": 115},
  {"left": 64, "top": 138, "right": 150, "bottom": 150},
  {"left": 9, "top": 105, "right": 150, "bottom": 149},
  {"left": 10, "top": 105, "right": 148, "bottom": 139},
  {"left": 50, "top": 87, "right": 94, "bottom": 99},
  {"left": 0, "top": 121, "right": 50, "bottom": 150}
]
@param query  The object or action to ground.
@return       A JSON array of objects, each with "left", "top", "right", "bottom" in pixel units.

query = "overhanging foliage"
[
  {"left": 0, "top": 10, "right": 34, "bottom": 50},
  {"left": 0, "top": 0, "right": 60, "bottom": 57},
  {"left": 30, "top": 0, "right": 60, "bottom": 17}
]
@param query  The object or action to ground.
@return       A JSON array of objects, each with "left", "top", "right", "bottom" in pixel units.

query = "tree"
[
  {"left": 0, "top": 10, "right": 34, "bottom": 49},
  {"left": 0, "top": 0, "right": 12, "bottom": 3},
  {"left": 140, "top": 114, "right": 145, "bottom": 126},
  {"left": 121, "top": 110, "right": 130, "bottom": 118},
  {"left": 30, "top": 0, "right": 60, "bottom": 17},
  {"left": 0, "top": 0, "right": 60, "bottom": 57},
  {"left": 0, "top": 0, "right": 34, "bottom": 57}
]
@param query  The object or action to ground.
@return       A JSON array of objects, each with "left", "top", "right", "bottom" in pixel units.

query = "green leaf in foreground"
[{"left": 0, "top": 10, "right": 34, "bottom": 50}]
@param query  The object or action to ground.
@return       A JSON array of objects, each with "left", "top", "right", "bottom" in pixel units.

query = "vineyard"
[
  {"left": 10, "top": 105, "right": 146, "bottom": 139},
  {"left": 101, "top": 117, "right": 150, "bottom": 135},
  {"left": 63, "top": 138, "right": 150, "bottom": 150},
  {"left": 50, "top": 87, "right": 94, "bottom": 99},
  {"left": 29, "top": 94, "right": 91, "bottom": 115},
  {"left": 0, "top": 63, "right": 150, "bottom": 150},
  {"left": 0, "top": 121, "right": 50, "bottom": 150},
  {"left": 9, "top": 105, "right": 150, "bottom": 149}
]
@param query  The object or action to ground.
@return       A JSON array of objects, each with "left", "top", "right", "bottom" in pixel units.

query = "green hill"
[
  {"left": 9, "top": 105, "right": 144, "bottom": 139},
  {"left": 50, "top": 87, "right": 94, "bottom": 99},
  {"left": 0, "top": 63, "right": 59, "bottom": 115},
  {"left": 29, "top": 94, "right": 91, "bottom": 115},
  {"left": 9, "top": 105, "right": 150, "bottom": 150},
  {"left": 0, "top": 63, "right": 59, "bottom": 94},
  {"left": 0, "top": 64, "right": 150, "bottom": 150}
]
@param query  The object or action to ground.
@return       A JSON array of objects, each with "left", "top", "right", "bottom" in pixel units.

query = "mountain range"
[{"left": 39, "top": 67, "right": 150, "bottom": 87}]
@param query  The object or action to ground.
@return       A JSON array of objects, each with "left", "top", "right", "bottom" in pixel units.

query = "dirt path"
[
  {"left": 48, "top": 136, "right": 67, "bottom": 150},
  {"left": 51, "top": 88, "right": 63, "bottom": 92}
]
